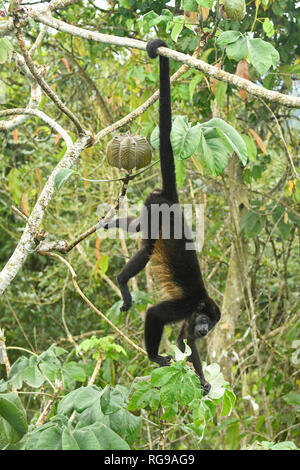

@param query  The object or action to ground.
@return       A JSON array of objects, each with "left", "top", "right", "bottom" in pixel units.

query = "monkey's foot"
[
  {"left": 150, "top": 354, "right": 172, "bottom": 367},
  {"left": 201, "top": 381, "right": 211, "bottom": 396},
  {"left": 120, "top": 300, "right": 132, "bottom": 311}
]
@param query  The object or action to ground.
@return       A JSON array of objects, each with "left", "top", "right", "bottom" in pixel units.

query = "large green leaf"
[
  {"left": 108, "top": 408, "right": 141, "bottom": 445},
  {"left": 74, "top": 422, "right": 130, "bottom": 450},
  {"left": 226, "top": 37, "right": 248, "bottom": 61},
  {"left": 58, "top": 386, "right": 102, "bottom": 415},
  {"left": 63, "top": 362, "right": 86, "bottom": 382},
  {"left": 23, "top": 365, "right": 45, "bottom": 388},
  {"left": 151, "top": 366, "right": 177, "bottom": 387},
  {"left": 198, "top": 128, "right": 229, "bottom": 176},
  {"left": 216, "top": 30, "right": 243, "bottom": 46},
  {"left": 170, "top": 116, "right": 201, "bottom": 160},
  {"left": 240, "top": 210, "right": 265, "bottom": 238},
  {"left": 25, "top": 424, "right": 62, "bottom": 450},
  {"left": 0, "top": 393, "right": 27, "bottom": 440},
  {"left": 246, "top": 37, "right": 280, "bottom": 76},
  {"left": 201, "top": 118, "right": 248, "bottom": 165},
  {"left": 61, "top": 427, "right": 81, "bottom": 450}
]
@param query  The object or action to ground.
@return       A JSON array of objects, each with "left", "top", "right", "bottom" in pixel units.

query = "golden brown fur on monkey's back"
[{"left": 151, "top": 237, "right": 184, "bottom": 301}]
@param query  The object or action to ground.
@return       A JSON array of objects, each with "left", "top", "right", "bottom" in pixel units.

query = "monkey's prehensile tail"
[{"left": 146, "top": 39, "right": 178, "bottom": 203}]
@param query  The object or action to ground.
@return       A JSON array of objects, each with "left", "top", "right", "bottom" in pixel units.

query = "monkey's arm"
[
  {"left": 99, "top": 216, "right": 141, "bottom": 233},
  {"left": 117, "top": 247, "right": 150, "bottom": 311},
  {"left": 187, "top": 339, "right": 211, "bottom": 395},
  {"left": 177, "top": 323, "right": 211, "bottom": 395}
]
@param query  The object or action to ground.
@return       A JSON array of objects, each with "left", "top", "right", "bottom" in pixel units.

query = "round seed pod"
[
  {"left": 106, "top": 135, "right": 152, "bottom": 171},
  {"left": 224, "top": 0, "right": 246, "bottom": 21}
]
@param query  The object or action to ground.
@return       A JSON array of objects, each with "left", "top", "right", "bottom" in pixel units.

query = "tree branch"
[
  {"left": 0, "top": 108, "right": 72, "bottom": 147},
  {"left": 0, "top": 134, "right": 90, "bottom": 295},
  {"left": 38, "top": 250, "right": 147, "bottom": 356},
  {"left": 32, "top": 12, "right": 300, "bottom": 109},
  {"left": 14, "top": 21, "right": 86, "bottom": 135}
]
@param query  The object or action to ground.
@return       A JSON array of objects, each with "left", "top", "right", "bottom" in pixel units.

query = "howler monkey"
[{"left": 100, "top": 39, "right": 221, "bottom": 394}]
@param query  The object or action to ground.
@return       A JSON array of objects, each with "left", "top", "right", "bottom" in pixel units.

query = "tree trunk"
[{"left": 207, "top": 155, "right": 248, "bottom": 383}]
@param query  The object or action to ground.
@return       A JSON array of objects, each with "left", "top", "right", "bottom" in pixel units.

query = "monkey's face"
[
  {"left": 193, "top": 298, "right": 221, "bottom": 338},
  {"left": 193, "top": 313, "right": 212, "bottom": 338}
]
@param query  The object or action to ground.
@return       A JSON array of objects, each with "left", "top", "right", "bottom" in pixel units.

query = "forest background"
[{"left": 0, "top": 0, "right": 299, "bottom": 451}]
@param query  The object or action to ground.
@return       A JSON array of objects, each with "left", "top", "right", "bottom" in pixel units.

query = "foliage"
[{"left": 0, "top": 0, "right": 299, "bottom": 451}]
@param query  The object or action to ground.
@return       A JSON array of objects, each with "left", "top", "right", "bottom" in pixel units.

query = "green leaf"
[
  {"left": 271, "top": 441, "right": 298, "bottom": 450},
  {"left": 100, "top": 386, "right": 124, "bottom": 415},
  {"left": 25, "top": 424, "right": 62, "bottom": 450},
  {"left": 282, "top": 391, "right": 300, "bottom": 406},
  {"left": 151, "top": 366, "right": 176, "bottom": 387},
  {"left": 181, "top": 0, "right": 198, "bottom": 11},
  {"left": 161, "top": 403, "right": 178, "bottom": 419},
  {"left": 198, "top": 128, "right": 229, "bottom": 176},
  {"left": 23, "top": 365, "right": 45, "bottom": 388},
  {"left": 7, "top": 168, "right": 22, "bottom": 205},
  {"left": 62, "top": 427, "right": 81, "bottom": 450},
  {"left": 0, "top": 38, "right": 13, "bottom": 64},
  {"left": 58, "top": 386, "right": 102, "bottom": 415},
  {"left": 196, "top": 0, "right": 214, "bottom": 8},
  {"left": 215, "top": 81, "right": 228, "bottom": 107},
  {"left": 226, "top": 37, "right": 248, "bottom": 61},
  {"left": 99, "top": 254, "right": 109, "bottom": 277},
  {"left": 55, "top": 168, "right": 76, "bottom": 191},
  {"left": 108, "top": 408, "right": 141, "bottom": 445},
  {"left": 0, "top": 393, "right": 27, "bottom": 440},
  {"left": 128, "top": 381, "right": 154, "bottom": 411},
  {"left": 72, "top": 428, "right": 103, "bottom": 450},
  {"left": 150, "top": 125, "right": 159, "bottom": 149},
  {"left": 189, "top": 73, "right": 204, "bottom": 100},
  {"left": 63, "top": 362, "right": 86, "bottom": 382},
  {"left": 175, "top": 159, "right": 186, "bottom": 187},
  {"left": 263, "top": 18, "right": 275, "bottom": 38},
  {"left": 75, "top": 422, "right": 130, "bottom": 450},
  {"left": 171, "top": 23, "right": 183, "bottom": 43},
  {"left": 217, "top": 31, "right": 243, "bottom": 46},
  {"left": 221, "top": 389, "right": 236, "bottom": 416},
  {"left": 242, "top": 134, "right": 257, "bottom": 161},
  {"left": 240, "top": 210, "right": 265, "bottom": 238},
  {"left": 171, "top": 116, "right": 201, "bottom": 160},
  {"left": 160, "top": 382, "right": 180, "bottom": 407},
  {"left": 246, "top": 37, "right": 280, "bottom": 76},
  {"left": 202, "top": 118, "right": 248, "bottom": 165}
]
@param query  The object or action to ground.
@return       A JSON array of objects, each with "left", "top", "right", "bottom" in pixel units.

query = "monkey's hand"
[
  {"left": 201, "top": 381, "right": 211, "bottom": 396},
  {"left": 151, "top": 354, "right": 172, "bottom": 367},
  {"left": 98, "top": 218, "right": 109, "bottom": 230}
]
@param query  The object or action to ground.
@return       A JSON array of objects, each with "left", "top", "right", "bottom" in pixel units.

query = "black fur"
[{"left": 100, "top": 39, "right": 221, "bottom": 394}]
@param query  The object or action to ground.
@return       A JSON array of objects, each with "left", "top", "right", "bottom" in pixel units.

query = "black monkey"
[{"left": 100, "top": 39, "right": 221, "bottom": 394}]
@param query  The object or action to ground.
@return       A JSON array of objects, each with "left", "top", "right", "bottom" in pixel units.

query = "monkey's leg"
[
  {"left": 99, "top": 217, "right": 141, "bottom": 233},
  {"left": 145, "top": 299, "right": 191, "bottom": 368},
  {"left": 117, "top": 247, "right": 149, "bottom": 311},
  {"left": 177, "top": 322, "right": 187, "bottom": 353},
  {"left": 187, "top": 337, "right": 211, "bottom": 396}
]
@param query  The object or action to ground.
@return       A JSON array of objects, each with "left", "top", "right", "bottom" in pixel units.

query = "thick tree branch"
[{"left": 33, "top": 12, "right": 300, "bottom": 109}]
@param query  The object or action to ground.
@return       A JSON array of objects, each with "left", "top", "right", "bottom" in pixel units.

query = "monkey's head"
[{"left": 192, "top": 298, "right": 221, "bottom": 339}]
